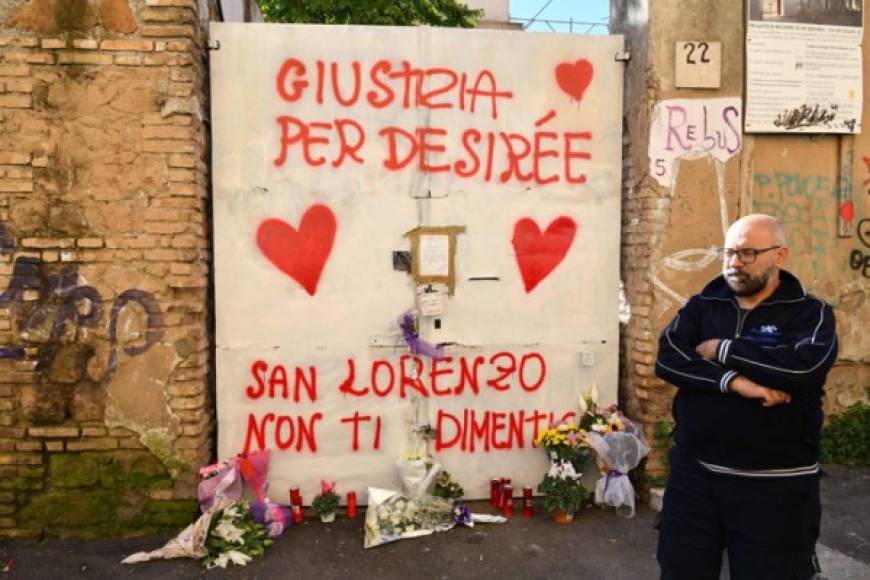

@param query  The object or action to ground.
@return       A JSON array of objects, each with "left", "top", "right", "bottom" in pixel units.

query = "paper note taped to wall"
[
  {"left": 419, "top": 235, "right": 450, "bottom": 276},
  {"left": 417, "top": 286, "right": 446, "bottom": 316},
  {"left": 648, "top": 97, "right": 743, "bottom": 187}
]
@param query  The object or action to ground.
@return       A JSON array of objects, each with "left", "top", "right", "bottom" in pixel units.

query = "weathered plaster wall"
[
  {"left": 0, "top": 0, "right": 211, "bottom": 537},
  {"left": 617, "top": 0, "right": 870, "bottom": 481}
]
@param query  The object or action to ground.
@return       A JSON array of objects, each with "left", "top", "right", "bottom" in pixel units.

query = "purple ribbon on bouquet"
[
  {"left": 453, "top": 501, "right": 471, "bottom": 526},
  {"left": 399, "top": 311, "right": 444, "bottom": 358},
  {"left": 604, "top": 469, "right": 625, "bottom": 493}
]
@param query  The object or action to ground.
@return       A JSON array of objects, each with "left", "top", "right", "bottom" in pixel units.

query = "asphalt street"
[{"left": 1, "top": 465, "right": 867, "bottom": 580}]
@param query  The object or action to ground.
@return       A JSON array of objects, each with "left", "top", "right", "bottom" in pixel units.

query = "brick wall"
[
  {"left": 614, "top": 0, "right": 870, "bottom": 486},
  {"left": 0, "top": 0, "right": 211, "bottom": 537}
]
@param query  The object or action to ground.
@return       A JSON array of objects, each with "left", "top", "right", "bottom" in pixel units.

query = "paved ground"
[{"left": 1, "top": 465, "right": 867, "bottom": 580}]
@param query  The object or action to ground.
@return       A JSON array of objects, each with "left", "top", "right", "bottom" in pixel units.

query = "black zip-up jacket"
[{"left": 655, "top": 270, "right": 838, "bottom": 473}]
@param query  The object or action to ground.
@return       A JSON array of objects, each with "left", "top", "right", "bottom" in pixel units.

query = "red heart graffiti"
[
  {"left": 512, "top": 216, "right": 577, "bottom": 293},
  {"left": 555, "top": 59, "right": 594, "bottom": 102},
  {"left": 256, "top": 204, "right": 337, "bottom": 296}
]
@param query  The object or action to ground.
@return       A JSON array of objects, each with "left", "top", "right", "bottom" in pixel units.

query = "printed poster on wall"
[
  {"left": 745, "top": 0, "right": 863, "bottom": 133},
  {"left": 209, "top": 23, "right": 624, "bottom": 502}
]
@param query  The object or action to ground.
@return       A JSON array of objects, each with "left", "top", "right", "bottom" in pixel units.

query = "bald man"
[{"left": 655, "top": 214, "right": 838, "bottom": 580}]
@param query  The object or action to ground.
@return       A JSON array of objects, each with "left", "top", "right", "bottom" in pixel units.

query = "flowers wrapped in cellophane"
[
  {"left": 122, "top": 495, "right": 233, "bottom": 565},
  {"left": 201, "top": 500, "right": 273, "bottom": 569},
  {"left": 122, "top": 495, "right": 273, "bottom": 568},
  {"left": 364, "top": 488, "right": 505, "bottom": 548},
  {"left": 249, "top": 500, "right": 291, "bottom": 538},
  {"left": 364, "top": 487, "right": 455, "bottom": 548},
  {"left": 573, "top": 385, "right": 650, "bottom": 518},
  {"left": 395, "top": 452, "right": 442, "bottom": 498},
  {"left": 197, "top": 450, "right": 270, "bottom": 512},
  {"left": 584, "top": 417, "right": 649, "bottom": 518},
  {"left": 395, "top": 395, "right": 442, "bottom": 498}
]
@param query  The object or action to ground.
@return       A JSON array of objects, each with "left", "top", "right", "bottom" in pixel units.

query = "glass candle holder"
[
  {"left": 346, "top": 491, "right": 357, "bottom": 518},
  {"left": 490, "top": 478, "right": 501, "bottom": 507},
  {"left": 522, "top": 486, "right": 533, "bottom": 518},
  {"left": 291, "top": 503, "right": 304, "bottom": 524},
  {"left": 501, "top": 484, "right": 513, "bottom": 517}
]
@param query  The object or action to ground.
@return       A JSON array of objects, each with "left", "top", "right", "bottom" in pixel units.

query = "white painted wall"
[{"left": 210, "top": 23, "right": 623, "bottom": 502}]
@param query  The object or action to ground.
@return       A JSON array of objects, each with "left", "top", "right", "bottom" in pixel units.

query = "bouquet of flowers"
[
  {"left": 395, "top": 394, "right": 444, "bottom": 497},
  {"left": 202, "top": 501, "right": 273, "bottom": 569},
  {"left": 364, "top": 487, "right": 455, "bottom": 548},
  {"left": 122, "top": 495, "right": 273, "bottom": 569},
  {"left": 578, "top": 385, "right": 627, "bottom": 434},
  {"left": 432, "top": 469, "right": 464, "bottom": 500},
  {"left": 534, "top": 421, "right": 593, "bottom": 473},
  {"left": 250, "top": 500, "right": 291, "bottom": 538},
  {"left": 395, "top": 451, "right": 442, "bottom": 497},
  {"left": 586, "top": 430, "right": 649, "bottom": 518},
  {"left": 197, "top": 450, "right": 270, "bottom": 512},
  {"left": 123, "top": 495, "right": 232, "bottom": 565},
  {"left": 577, "top": 385, "right": 649, "bottom": 518}
]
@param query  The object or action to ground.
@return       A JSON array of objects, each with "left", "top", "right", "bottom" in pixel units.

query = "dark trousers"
[{"left": 657, "top": 447, "right": 821, "bottom": 580}]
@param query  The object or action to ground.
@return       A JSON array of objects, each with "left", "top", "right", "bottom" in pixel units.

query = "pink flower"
[{"left": 320, "top": 479, "right": 336, "bottom": 494}]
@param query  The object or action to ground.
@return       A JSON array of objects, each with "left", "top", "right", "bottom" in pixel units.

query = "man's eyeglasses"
[{"left": 715, "top": 246, "right": 781, "bottom": 264}]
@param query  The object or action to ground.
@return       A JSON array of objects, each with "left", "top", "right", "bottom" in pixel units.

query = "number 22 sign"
[{"left": 675, "top": 40, "right": 721, "bottom": 89}]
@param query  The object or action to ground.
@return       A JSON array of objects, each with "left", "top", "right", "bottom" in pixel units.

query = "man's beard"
[{"left": 725, "top": 265, "right": 773, "bottom": 297}]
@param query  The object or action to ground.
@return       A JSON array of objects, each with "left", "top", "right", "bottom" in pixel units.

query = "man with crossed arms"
[{"left": 655, "top": 214, "right": 838, "bottom": 579}]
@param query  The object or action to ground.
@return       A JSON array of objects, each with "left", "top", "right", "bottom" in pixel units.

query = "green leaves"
[
  {"left": 311, "top": 491, "right": 341, "bottom": 515},
  {"left": 432, "top": 470, "right": 464, "bottom": 499},
  {"left": 536, "top": 474, "right": 590, "bottom": 515},
  {"left": 256, "top": 0, "right": 482, "bottom": 27},
  {"left": 820, "top": 401, "right": 870, "bottom": 466},
  {"left": 202, "top": 502, "right": 272, "bottom": 569}
]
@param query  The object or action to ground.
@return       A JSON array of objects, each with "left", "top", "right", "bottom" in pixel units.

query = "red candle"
[
  {"left": 346, "top": 491, "right": 357, "bottom": 518},
  {"left": 289, "top": 486, "right": 301, "bottom": 506},
  {"left": 291, "top": 504, "right": 303, "bottom": 524},
  {"left": 522, "top": 486, "right": 533, "bottom": 518},
  {"left": 499, "top": 478, "right": 511, "bottom": 506},
  {"left": 501, "top": 484, "right": 513, "bottom": 517},
  {"left": 500, "top": 477, "right": 511, "bottom": 509},
  {"left": 490, "top": 478, "right": 501, "bottom": 507}
]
